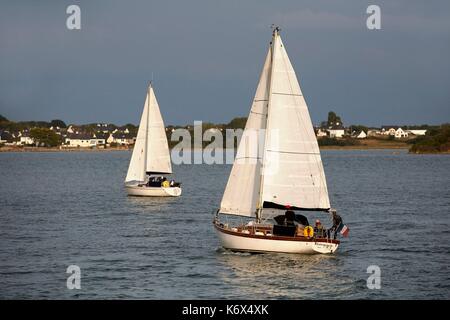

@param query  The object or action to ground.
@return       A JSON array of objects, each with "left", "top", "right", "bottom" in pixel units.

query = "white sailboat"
[
  {"left": 125, "top": 83, "right": 181, "bottom": 197},
  {"left": 214, "top": 27, "right": 340, "bottom": 254}
]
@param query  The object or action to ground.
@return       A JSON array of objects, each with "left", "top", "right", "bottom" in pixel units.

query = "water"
[{"left": 0, "top": 150, "right": 449, "bottom": 299}]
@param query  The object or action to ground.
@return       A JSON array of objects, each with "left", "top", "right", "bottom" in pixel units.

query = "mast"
[
  {"left": 256, "top": 26, "right": 279, "bottom": 222},
  {"left": 144, "top": 83, "right": 151, "bottom": 177}
]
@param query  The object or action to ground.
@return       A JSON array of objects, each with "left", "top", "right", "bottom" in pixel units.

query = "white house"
[
  {"left": 316, "top": 128, "right": 328, "bottom": 137},
  {"left": 356, "top": 131, "right": 367, "bottom": 139},
  {"left": 19, "top": 135, "right": 35, "bottom": 145},
  {"left": 394, "top": 128, "right": 408, "bottom": 138},
  {"left": 0, "top": 131, "right": 10, "bottom": 144},
  {"left": 107, "top": 133, "right": 115, "bottom": 144},
  {"left": 382, "top": 127, "right": 397, "bottom": 136},
  {"left": 113, "top": 133, "right": 135, "bottom": 145},
  {"left": 407, "top": 129, "right": 427, "bottom": 136},
  {"left": 106, "top": 132, "right": 134, "bottom": 145},
  {"left": 328, "top": 123, "right": 345, "bottom": 138},
  {"left": 367, "top": 129, "right": 381, "bottom": 136},
  {"left": 381, "top": 126, "right": 408, "bottom": 138},
  {"left": 91, "top": 133, "right": 107, "bottom": 146},
  {"left": 0, "top": 131, "right": 17, "bottom": 145},
  {"left": 65, "top": 134, "right": 96, "bottom": 147}
]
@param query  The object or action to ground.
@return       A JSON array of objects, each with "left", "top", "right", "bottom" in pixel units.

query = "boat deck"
[{"left": 214, "top": 221, "right": 340, "bottom": 245}]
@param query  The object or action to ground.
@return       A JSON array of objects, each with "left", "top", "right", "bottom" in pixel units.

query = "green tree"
[
  {"left": 50, "top": 119, "right": 67, "bottom": 128},
  {"left": 410, "top": 124, "right": 450, "bottom": 153},
  {"left": 30, "top": 128, "right": 61, "bottom": 147},
  {"left": 0, "top": 114, "right": 9, "bottom": 122},
  {"left": 327, "top": 111, "right": 342, "bottom": 127},
  {"left": 227, "top": 117, "right": 247, "bottom": 129}
]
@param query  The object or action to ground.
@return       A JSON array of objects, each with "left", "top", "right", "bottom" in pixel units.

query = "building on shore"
[
  {"left": 381, "top": 126, "right": 409, "bottom": 138},
  {"left": 107, "top": 132, "right": 135, "bottom": 145},
  {"left": 18, "top": 131, "right": 35, "bottom": 145},
  {"left": 355, "top": 131, "right": 367, "bottom": 139},
  {"left": 315, "top": 128, "right": 328, "bottom": 137},
  {"left": 407, "top": 129, "right": 427, "bottom": 136},
  {"left": 328, "top": 123, "right": 345, "bottom": 138},
  {"left": 64, "top": 133, "right": 105, "bottom": 148}
]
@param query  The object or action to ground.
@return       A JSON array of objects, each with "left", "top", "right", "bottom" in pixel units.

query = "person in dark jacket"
[{"left": 328, "top": 209, "right": 343, "bottom": 239}]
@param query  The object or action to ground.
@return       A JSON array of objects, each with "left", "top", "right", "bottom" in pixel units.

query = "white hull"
[
  {"left": 125, "top": 185, "right": 181, "bottom": 197},
  {"left": 215, "top": 225, "right": 339, "bottom": 254}
]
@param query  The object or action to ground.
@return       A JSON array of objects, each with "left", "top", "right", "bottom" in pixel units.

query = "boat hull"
[
  {"left": 125, "top": 185, "right": 182, "bottom": 197},
  {"left": 214, "top": 224, "right": 339, "bottom": 254}
]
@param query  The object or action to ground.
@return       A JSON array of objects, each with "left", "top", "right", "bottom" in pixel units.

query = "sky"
[{"left": 0, "top": 0, "right": 449, "bottom": 127}]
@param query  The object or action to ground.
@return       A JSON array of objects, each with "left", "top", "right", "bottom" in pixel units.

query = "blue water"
[{"left": 0, "top": 149, "right": 449, "bottom": 299}]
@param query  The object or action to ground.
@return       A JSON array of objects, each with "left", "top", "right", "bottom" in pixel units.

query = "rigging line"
[
  {"left": 272, "top": 92, "right": 303, "bottom": 96},
  {"left": 250, "top": 110, "right": 265, "bottom": 116},
  {"left": 235, "top": 156, "right": 261, "bottom": 160},
  {"left": 254, "top": 99, "right": 269, "bottom": 102}
]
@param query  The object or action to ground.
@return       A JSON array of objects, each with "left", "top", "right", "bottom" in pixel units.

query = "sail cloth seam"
[
  {"left": 271, "top": 92, "right": 303, "bottom": 96},
  {"left": 250, "top": 111, "right": 265, "bottom": 116},
  {"left": 266, "top": 149, "right": 320, "bottom": 155},
  {"left": 234, "top": 157, "right": 261, "bottom": 160}
]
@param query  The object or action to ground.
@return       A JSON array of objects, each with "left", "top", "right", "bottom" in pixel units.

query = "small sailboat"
[
  {"left": 125, "top": 83, "right": 181, "bottom": 197},
  {"left": 214, "top": 27, "right": 340, "bottom": 254}
]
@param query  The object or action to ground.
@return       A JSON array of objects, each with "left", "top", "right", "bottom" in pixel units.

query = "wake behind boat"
[
  {"left": 125, "top": 83, "right": 181, "bottom": 197},
  {"left": 214, "top": 27, "right": 347, "bottom": 254}
]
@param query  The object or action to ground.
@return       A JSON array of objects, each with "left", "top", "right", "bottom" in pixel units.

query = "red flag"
[{"left": 340, "top": 225, "right": 349, "bottom": 237}]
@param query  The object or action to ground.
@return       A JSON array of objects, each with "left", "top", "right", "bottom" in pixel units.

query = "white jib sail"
[
  {"left": 261, "top": 32, "right": 330, "bottom": 211},
  {"left": 219, "top": 48, "right": 272, "bottom": 217}
]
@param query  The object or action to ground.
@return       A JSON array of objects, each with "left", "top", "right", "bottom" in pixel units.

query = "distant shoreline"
[
  {"left": 319, "top": 145, "right": 408, "bottom": 150},
  {"left": 0, "top": 146, "right": 131, "bottom": 153},
  {"left": 0, "top": 145, "right": 411, "bottom": 153}
]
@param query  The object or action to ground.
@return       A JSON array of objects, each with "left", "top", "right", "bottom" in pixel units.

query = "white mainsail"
[
  {"left": 219, "top": 29, "right": 330, "bottom": 217},
  {"left": 219, "top": 49, "right": 272, "bottom": 216},
  {"left": 125, "top": 84, "right": 172, "bottom": 184}
]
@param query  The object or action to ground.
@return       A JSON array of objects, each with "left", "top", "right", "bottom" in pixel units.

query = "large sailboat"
[
  {"left": 214, "top": 27, "right": 340, "bottom": 254},
  {"left": 125, "top": 83, "right": 181, "bottom": 197}
]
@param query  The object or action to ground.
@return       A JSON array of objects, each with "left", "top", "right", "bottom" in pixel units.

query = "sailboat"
[
  {"left": 214, "top": 27, "right": 340, "bottom": 254},
  {"left": 125, "top": 83, "right": 181, "bottom": 197}
]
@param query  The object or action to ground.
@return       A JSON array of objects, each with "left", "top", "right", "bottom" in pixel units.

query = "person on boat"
[
  {"left": 314, "top": 219, "right": 326, "bottom": 238},
  {"left": 147, "top": 176, "right": 154, "bottom": 187},
  {"left": 284, "top": 209, "right": 296, "bottom": 227},
  {"left": 329, "top": 209, "right": 343, "bottom": 239},
  {"left": 147, "top": 176, "right": 162, "bottom": 187}
]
